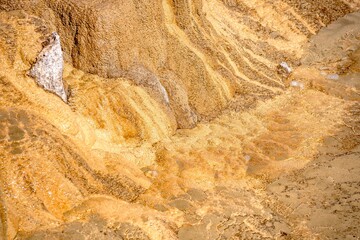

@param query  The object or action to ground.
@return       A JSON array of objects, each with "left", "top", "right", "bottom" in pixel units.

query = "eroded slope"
[{"left": 0, "top": 1, "right": 359, "bottom": 239}]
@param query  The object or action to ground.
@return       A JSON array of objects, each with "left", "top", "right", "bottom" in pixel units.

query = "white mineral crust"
[{"left": 29, "top": 32, "right": 67, "bottom": 102}]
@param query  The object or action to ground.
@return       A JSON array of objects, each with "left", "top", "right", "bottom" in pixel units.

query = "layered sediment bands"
[
  {"left": 1, "top": 0, "right": 358, "bottom": 120},
  {"left": 64, "top": 65, "right": 177, "bottom": 144},
  {"left": 1, "top": 1, "right": 360, "bottom": 239},
  {"left": 0, "top": 10, "right": 177, "bottom": 146},
  {"left": 0, "top": 107, "right": 148, "bottom": 235}
]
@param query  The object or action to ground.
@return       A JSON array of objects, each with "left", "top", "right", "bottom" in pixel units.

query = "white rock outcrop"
[{"left": 29, "top": 32, "right": 67, "bottom": 102}]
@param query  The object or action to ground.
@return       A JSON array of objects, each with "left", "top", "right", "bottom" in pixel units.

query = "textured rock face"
[
  {"left": 1, "top": 1, "right": 360, "bottom": 240},
  {"left": 29, "top": 32, "right": 67, "bottom": 102},
  {"left": 3, "top": 0, "right": 359, "bottom": 122}
]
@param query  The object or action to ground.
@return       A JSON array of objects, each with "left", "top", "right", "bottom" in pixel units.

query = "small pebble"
[
  {"left": 320, "top": 71, "right": 327, "bottom": 76},
  {"left": 151, "top": 170, "right": 159, "bottom": 178},
  {"left": 145, "top": 170, "right": 158, "bottom": 178},
  {"left": 326, "top": 74, "right": 339, "bottom": 80},
  {"left": 280, "top": 62, "right": 292, "bottom": 73},
  {"left": 244, "top": 155, "right": 251, "bottom": 162},
  {"left": 290, "top": 80, "right": 304, "bottom": 90}
]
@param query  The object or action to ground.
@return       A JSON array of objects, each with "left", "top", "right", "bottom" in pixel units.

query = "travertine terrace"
[{"left": 0, "top": 1, "right": 360, "bottom": 239}]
